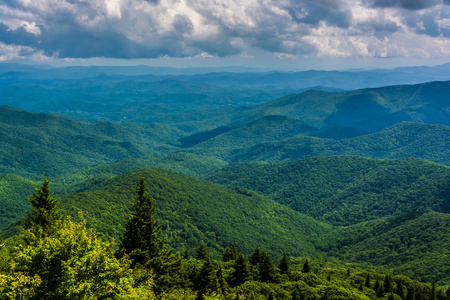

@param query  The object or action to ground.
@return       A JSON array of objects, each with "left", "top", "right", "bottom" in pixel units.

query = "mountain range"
[{"left": 1, "top": 64, "right": 450, "bottom": 285}]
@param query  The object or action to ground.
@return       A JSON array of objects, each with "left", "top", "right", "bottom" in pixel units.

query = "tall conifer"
[
  {"left": 120, "top": 177, "right": 179, "bottom": 291},
  {"left": 278, "top": 254, "right": 291, "bottom": 275},
  {"left": 25, "top": 174, "right": 62, "bottom": 237}
]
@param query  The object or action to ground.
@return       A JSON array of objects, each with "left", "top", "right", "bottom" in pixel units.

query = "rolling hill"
[
  {"left": 58, "top": 168, "right": 333, "bottom": 258},
  {"left": 191, "top": 121, "right": 450, "bottom": 166},
  {"left": 205, "top": 156, "right": 450, "bottom": 226},
  {"left": 0, "top": 106, "right": 184, "bottom": 178},
  {"left": 319, "top": 211, "right": 450, "bottom": 285}
]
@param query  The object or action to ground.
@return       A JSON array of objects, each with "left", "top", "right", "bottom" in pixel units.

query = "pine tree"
[
  {"left": 216, "top": 265, "right": 229, "bottom": 294},
  {"left": 389, "top": 291, "right": 395, "bottom": 300},
  {"left": 195, "top": 243, "right": 211, "bottom": 261},
  {"left": 25, "top": 174, "right": 62, "bottom": 236},
  {"left": 365, "top": 273, "right": 371, "bottom": 288},
  {"left": 250, "top": 247, "right": 263, "bottom": 266},
  {"left": 232, "top": 252, "right": 252, "bottom": 287},
  {"left": 430, "top": 281, "right": 437, "bottom": 300},
  {"left": 119, "top": 177, "right": 180, "bottom": 291},
  {"left": 223, "top": 244, "right": 239, "bottom": 262},
  {"left": 375, "top": 280, "right": 385, "bottom": 298},
  {"left": 384, "top": 275, "right": 393, "bottom": 295},
  {"left": 397, "top": 281, "right": 406, "bottom": 299},
  {"left": 278, "top": 254, "right": 290, "bottom": 275},
  {"left": 195, "top": 257, "right": 216, "bottom": 300},
  {"left": 302, "top": 258, "right": 311, "bottom": 273},
  {"left": 258, "top": 252, "right": 277, "bottom": 283}
]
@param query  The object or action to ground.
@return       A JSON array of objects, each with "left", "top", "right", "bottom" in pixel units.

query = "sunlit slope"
[
  {"left": 205, "top": 156, "right": 450, "bottom": 226},
  {"left": 0, "top": 106, "right": 182, "bottom": 178},
  {"left": 320, "top": 211, "right": 450, "bottom": 285},
  {"left": 60, "top": 168, "right": 333, "bottom": 258}
]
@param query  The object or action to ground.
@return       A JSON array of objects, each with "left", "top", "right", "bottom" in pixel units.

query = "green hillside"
[
  {"left": 0, "top": 106, "right": 183, "bottom": 179},
  {"left": 0, "top": 153, "right": 227, "bottom": 232},
  {"left": 214, "top": 122, "right": 450, "bottom": 166},
  {"left": 0, "top": 174, "right": 37, "bottom": 231},
  {"left": 189, "top": 115, "right": 316, "bottom": 151},
  {"left": 59, "top": 168, "right": 333, "bottom": 258},
  {"left": 205, "top": 156, "right": 450, "bottom": 226},
  {"left": 320, "top": 211, "right": 450, "bottom": 285}
]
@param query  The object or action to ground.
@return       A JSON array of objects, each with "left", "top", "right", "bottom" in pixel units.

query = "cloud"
[
  {"left": 368, "top": 0, "right": 444, "bottom": 10},
  {"left": 0, "top": 0, "right": 450, "bottom": 61}
]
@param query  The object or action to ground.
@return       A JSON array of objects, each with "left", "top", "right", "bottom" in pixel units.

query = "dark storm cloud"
[
  {"left": 368, "top": 0, "right": 445, "bottom": 10},
  {"left": 287, "top": 1, "right": 351, "bottom": 28}
]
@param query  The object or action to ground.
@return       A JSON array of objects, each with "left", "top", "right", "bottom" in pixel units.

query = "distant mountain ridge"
[{"left": 190, "top": 122, "right": 450, "bottom": 166}]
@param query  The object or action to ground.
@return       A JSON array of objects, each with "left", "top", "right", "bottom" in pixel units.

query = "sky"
[{"left": 1, "top": 0, "right": 450, "bottom": 70}]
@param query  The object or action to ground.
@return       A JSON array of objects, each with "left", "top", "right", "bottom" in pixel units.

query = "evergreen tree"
[
  {"left": 302, "top": 258, "right": 311, "bottom": 273},
  {"left": 223, "top": 244, "right": 239, "bottom": 262},
  {"left": 365, "top": 273, "right": 371, "bottom": 288},
  {"left": 195, "top": 257, "right": 216, "bottom": 300},
  {"left": 278, "top": 254, "right": 290, "bottom": 275},
  {"left": 195, "top": 243, "right": 211, "bottom": 261},
  {"left": 389, "top": 291, "right": 395, "bottom": 300},
  {"left": 216, "top": 264, "right": 229, "bottom": 294},
  {"left": 232, "top": 253, "right": 252, "bottom": 287},
  {"left": 258, "top": 252, "right": 277, "bottom": 283},
  {"left": 292, "top": 284, "right": 305, "bottom": 300},
  {"left": 25, "top": 174, "right": 62, "bottom": 236},
  {"left": 397, "top": 281, "right": 406, "bottom": 300},
  {"left": 384, "top": 275, "right": 393, "bottom": 295},
  {"left": 250, "top": 247, "right": 263, "bottom": 266},
  {"left": 430, "top": 281, "right": 437, "bottom": 300},
  {"left": 119, "top": 177, "right": 179, "bottom": 291},
  {"left": 375, "top": 280, "right": 385, "bottom": 298}
]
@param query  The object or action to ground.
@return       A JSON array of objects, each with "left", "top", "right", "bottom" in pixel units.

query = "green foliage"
[
  {"left": 206, "top": 156, "right": 450, "bottom": 226},
  {"left": 60, "top": 168, "right": 332, "bottom": 258},
  {"left": 119, "top": 177, "right": 180, "bottom": 291},
  {"left": 0, "top": 174, "right": 36, "bottom": 231},
  {"left": 278, "top": 254, "right": 291, "bottom": 275},
  {"left": 25, "top": 175, "right": 63, "bottom": 237},
  {"left": 3, "top": 215, "right": 155, "bottom": 299},
  {"left": 223, "top": 244, "right": 239, "bottom": 262},
  {"left": 196, "top": 243, "right": 211, "bottom": 261},
  {"left": 193, "top": 122, "right": 450, "bottom": 167},
  {"left": 320, "top": 212, "right": 450, "bottom": 285}
]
